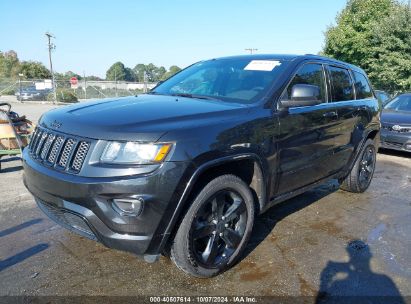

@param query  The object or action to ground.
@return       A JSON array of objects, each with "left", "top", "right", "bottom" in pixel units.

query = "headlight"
[{"left": 100, "top": 142, "right": 172, "bottom": 164}]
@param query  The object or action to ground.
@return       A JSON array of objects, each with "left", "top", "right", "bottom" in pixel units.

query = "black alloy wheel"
[
  {"left": 190, "top": 189, "right": 247, "bottom": 268},
  {"left": 171, "top": 174, "right": 255, "bottom": 278}
]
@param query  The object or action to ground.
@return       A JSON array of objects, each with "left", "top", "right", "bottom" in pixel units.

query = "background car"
[
  {"left": 380, "top": 93, "right": 411, "bottom": 152},
  {"left": 16, "top": 87, "right": 51, "bottom": 101}
]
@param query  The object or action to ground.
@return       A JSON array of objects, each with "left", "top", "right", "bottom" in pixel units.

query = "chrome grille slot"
[
  {"left": 35, "top": 132, "right": 48, "bottom": 157},
  {"left": 48, "top": 136, "right": 64, "bottom": 164},
  {"left": 29, "top": 128, "right": 39, "bottom": 150},
  {"left": 71, "top": 141, "right": 90, "bottom": 172},
  {"left": 31, "top": 129, "right": 42, "bottom": 153},
  {"left": 28, "top": 128, "right": 91, "bottom": 173},
  {"left": 58, "top": 139, "right": 76, "bottom": 168},
  {"left": 40, "top": 133, "right": 55, "bottom": 160}
]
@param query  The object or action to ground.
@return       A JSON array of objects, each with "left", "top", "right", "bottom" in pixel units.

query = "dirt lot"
[{"left": 1, "top": 101, "right": 410, "bottom": 301}]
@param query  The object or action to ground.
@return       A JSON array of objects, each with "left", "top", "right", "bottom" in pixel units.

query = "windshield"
[
  {"left": 384, "top": 95, "right": 411, "bottom": 112},
  {"left": 151, "top": 58, "right": 289, "bottom": 104}
]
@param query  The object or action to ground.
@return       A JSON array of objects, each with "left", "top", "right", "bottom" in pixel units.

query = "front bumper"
[
  {"left": 22, "top": 148, "right": 189, "bottom": 257},
  {"left": 380, "top": 129, "right": 411, "bottom": 152}
]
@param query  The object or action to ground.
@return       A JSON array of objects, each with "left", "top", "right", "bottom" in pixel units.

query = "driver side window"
[{"left": 282, "top": 63, "right": 326, "bottom": 102}]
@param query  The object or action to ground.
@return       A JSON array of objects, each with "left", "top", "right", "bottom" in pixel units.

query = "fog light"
[
  {"left": 112, "top": 197, "right": 144, "bottom": 217},
  {"left": 406, "top": 143, "right": 411, "bottom": 150}
]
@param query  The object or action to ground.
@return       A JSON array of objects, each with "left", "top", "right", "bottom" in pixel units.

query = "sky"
[{"left": 0, "top": 0, "right": 347, "bottom": 78}]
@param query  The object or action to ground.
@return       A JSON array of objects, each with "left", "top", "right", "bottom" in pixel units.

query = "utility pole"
[
  {"left": 245, "top": 48, "right": 258, "bottom": 54},
  {"left": 45, "top": 32, "right": 57, "bottom": 104},
  {"left": 83, "top": 71, "right": 87, "bottom": 100},
  {"left": 114, "top": 69, "right": 118, "bottom": 97},
  {"left": 143, "top": 71, "right": 148, "bottom": 93},
  {"left": 18, "top": 73, "right": 23, "bottom": 103}
]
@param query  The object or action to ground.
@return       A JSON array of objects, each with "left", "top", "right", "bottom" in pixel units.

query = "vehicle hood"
[
  {"left": 39, "top": 95, "right": 249, "bottom": 141},
  {"left": 381, "top": 109, "right": 411, "bottom": 125}
]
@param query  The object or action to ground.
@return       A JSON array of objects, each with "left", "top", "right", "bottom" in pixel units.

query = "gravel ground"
[{"left": 0, "top": 101, "right": 410, "bottom": 301}]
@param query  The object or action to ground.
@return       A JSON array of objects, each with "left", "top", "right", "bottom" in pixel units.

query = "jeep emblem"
[{"left": 50, "top": 120, "right": 62, "bottom": 129}]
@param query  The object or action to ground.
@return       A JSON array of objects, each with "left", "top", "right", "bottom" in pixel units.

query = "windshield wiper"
[{"left": 171, "top": 93, "right": 218, "bottom": 100}]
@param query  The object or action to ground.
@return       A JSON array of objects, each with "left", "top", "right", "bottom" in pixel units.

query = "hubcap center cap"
[{"left": 216, "top": 222, "right": 226, "bottom": 232}]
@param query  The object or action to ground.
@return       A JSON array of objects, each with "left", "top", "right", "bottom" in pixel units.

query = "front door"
[{"left": 275, "top": 62, "right": 339, "bottom": 195}]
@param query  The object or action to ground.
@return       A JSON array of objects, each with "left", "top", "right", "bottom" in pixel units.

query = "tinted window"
[
  {"left": 153, "top": 58, "right": 290, "bottom": 104},
  {"left": 328, "top": 66, "right": 354, "bottom": 102},
  {"left": 282, "top": 63, "right": 326, "bottom": 102},
  {"left": 353, "top": 71, "right": 373, "bottom": 99}
]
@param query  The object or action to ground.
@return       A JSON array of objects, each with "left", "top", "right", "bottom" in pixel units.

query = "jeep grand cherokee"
[{"left": 23, "top": 54, "right": 380, "bottom": 277}]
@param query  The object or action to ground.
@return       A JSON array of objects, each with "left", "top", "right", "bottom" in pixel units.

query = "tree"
[
  {"left": 85, "top": 75, "right": 103, "bottom": 81},
  {"left": 161, "top": 65, "right": 182, "bottom": 80},
  {"left": 19, "top": 61, "right": 52, "bottom": 79},
  {"left": 323, "top": 0, "right": 411, "bottom": 92},
  {"left": 0, "top": 50, "right": 20, "bottom": 79},
  {"left": 106, "top": 61, "right": 135, "bottom": 81},
  {"left": 125, "top": 67, "right": 136, "bottom": 82},
  {"left": 367, "top": 4, "right": 411, "bottom": 92},
  {"left": 133, "top": 63, "right": 146, "bottom": 82}
]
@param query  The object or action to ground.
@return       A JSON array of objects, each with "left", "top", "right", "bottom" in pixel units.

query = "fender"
[
  {"left": 341, "top": 125, "right": 380, "bottom": 179},
  {"left": 150, "top": 152, "right": 268, "bottom": 255}
]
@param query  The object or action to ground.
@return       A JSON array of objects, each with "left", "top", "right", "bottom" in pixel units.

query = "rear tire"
[
  {"left": 170, "top": 174, "right": 255, "bottom": 278},
  {"left": 340, "top": 138, "right": 376, "bottom": 193}
]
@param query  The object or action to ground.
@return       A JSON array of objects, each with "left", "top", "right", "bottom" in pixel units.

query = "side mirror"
[{"left": 280, "top": 84, "right": 322, "bottom": 108}]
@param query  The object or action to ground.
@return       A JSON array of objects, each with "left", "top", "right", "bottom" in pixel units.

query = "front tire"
[
  {"left": 340, "top": 138, "right": 377, "bottom": 193},
  {"left": 170, "top": 174, "right": 255, "bottom": 278}
]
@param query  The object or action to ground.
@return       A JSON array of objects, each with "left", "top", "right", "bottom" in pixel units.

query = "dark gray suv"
[{"left": 23, "top": 54, "right": 380, "bottom": 277}]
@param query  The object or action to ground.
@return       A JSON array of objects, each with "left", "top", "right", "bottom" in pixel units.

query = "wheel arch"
[{"left": 156, "top": 153, "right": 267, "bottom": 255}]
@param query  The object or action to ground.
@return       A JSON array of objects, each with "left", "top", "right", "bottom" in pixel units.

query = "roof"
[{"left": 212, "top": 54, "right": 366, "bottom": 74}]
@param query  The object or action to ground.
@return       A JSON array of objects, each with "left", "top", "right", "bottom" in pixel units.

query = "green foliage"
[
  {"left": 133, "top": 63, "right": 166, "bottom": 82},
  {"left": 55, "top": 70, "right": 81, "bottom": 81},
  {"left": 323, "top": 0, "right": 411, "bottom": 93},
  {"left": 161, "top": 65, "right": 182, "bottom": 80},
  {"left": 106, "top": 62, "right": 135, "bottom": 81},
  {"left": 20, "top": 61, "right": 51, "bottom": 79},
  {"left": 132, "top": 63, "right": 181, "bottom": 82},
  {"left": 0, "top": 50, "right": 20, "bottom": 79},
  {"left": 0, "top": 50, "right": 52, "bottom": 80},
  {"left": 368, "top": 5, "right": 411, "bottom": 92},
  {"left": 133, "top": 64, "right": 146, "bottom": 82},
  {"left": 1, "top": 49, "right": 183, "bottom": 85},
  {"left": 47, "top": 88, "right": 78, "bottom": 103}
]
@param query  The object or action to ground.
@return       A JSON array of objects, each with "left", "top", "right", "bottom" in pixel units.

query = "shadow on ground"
[
  {"left": 0, "top": 156, "right": 22, "bottom": 173},
  {"left": 316, "top": 240, "right": 405, "bottom": 303},
  {"left": 0, "top": 218, "right": 48, "bottom": 272}
]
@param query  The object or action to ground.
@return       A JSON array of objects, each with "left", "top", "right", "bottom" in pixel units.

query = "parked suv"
[{"left": 23, "top": 55, "right": 380, "bottom": 277}]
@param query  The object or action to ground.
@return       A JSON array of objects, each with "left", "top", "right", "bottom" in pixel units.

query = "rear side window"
[
  {"left": 283, "top": 63, "right": 326, "bottom": 102},
  {"left": 328, "top": 66, "right": 354, "bottom": 102},
  {"left": 353, "top": 71, "right": 373, "bottom": 99}
]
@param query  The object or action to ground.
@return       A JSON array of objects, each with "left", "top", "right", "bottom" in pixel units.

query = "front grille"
[
  {"left": 36, "top": 199, "right": 97, "bottom": 241},
  {"left": 58, "top": 138, "right": 76, "bottom": 168},
  {"left": 382, "top": 125, "right": 411, "bottom": 133},
  {"left": 29, "top": 127, "right": 90, "bottom": 173},
  {"left": 72, "top": 141, "right": 90, "bottom": 171}
]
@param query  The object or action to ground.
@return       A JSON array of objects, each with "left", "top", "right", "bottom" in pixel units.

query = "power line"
[{"left": 45, "top": 32, "right": 57, "bottom": 104}]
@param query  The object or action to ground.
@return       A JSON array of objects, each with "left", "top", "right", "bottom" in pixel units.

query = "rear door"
[
  {"left": 326, "top": 65, "right": 367, "bottom": 171},
  {"left": 276, "top": 62, "right": 340, "bottom": 195}
]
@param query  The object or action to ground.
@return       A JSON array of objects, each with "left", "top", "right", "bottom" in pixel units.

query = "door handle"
[{"left": 323, "top": 111, "right": 338, "bottom": 118}]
